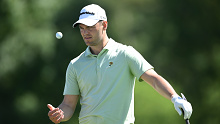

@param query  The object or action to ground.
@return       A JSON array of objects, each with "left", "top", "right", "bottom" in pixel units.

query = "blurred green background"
[{"left": 1, "top": 0, "right": 220, "bottom": 123}]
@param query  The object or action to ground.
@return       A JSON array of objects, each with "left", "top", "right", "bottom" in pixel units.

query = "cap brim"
[{"left": 73, "top": 19, "right": 99, "bottom": 28}]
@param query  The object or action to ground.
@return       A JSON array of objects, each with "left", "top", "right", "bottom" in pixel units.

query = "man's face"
[{"left": 79, "top": 21, "right": 104, "bottom": 46}]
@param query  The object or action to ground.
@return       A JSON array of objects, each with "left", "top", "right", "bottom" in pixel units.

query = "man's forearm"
[
  {"left": 152, "top": 74, "right": 178, "bottom": 100},
  {"left": 141, "top": 69, "right": 178, "bottom": 100},
  {"left": 141, "top": 69, "right": 192, "bottom": 120},
  {"left": 58, "top": 103, "right": 75, "bottom": 122}
]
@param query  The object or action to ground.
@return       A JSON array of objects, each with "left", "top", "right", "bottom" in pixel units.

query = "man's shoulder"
[
  {"left": 113, "top": 40, "right": 136, "bottom": 55},
  {"left": 111, "top": 39, "right": 131, "bottom": 52},
  {"left": 70, "top": 51, "right": 85, "bottom": 65}
]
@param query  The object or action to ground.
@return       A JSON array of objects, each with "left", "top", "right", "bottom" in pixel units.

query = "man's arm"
[
  {"left": 48, "top": 95, "right": 79, "bottom": 123},
  {"left": 140, "top": 69, "right": 192, "bottom": 119},
  {"left": 140, "top": 69, "right": 177, "bottom": 100}
]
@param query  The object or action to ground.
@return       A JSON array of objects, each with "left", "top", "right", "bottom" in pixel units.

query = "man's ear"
[{"left": 102, "top": 21, "right": 108, "bottom": 30}]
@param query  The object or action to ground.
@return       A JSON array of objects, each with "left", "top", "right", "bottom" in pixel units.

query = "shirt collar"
[{"left": 85, "top": 38, "right": 115, "bottom": 57}]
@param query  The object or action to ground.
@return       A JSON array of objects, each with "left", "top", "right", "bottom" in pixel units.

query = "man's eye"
[{"left": 89, "top": 26, "right": 95, "bottom": 28}]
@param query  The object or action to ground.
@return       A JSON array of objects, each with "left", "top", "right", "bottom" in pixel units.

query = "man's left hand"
[{"left": 171, "top": 94, "right": 193, "bottom": 119}]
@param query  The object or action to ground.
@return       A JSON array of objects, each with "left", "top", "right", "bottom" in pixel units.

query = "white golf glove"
[{"left": 171, "top": 94, "right": 192, "bottom": 119}]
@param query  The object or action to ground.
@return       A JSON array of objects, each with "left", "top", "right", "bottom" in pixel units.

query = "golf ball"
[{"left": 56, "top": 32, "right": 63, "bottom": 39}]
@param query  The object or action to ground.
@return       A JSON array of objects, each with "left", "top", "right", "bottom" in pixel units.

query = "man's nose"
[{"left": 82, "top": 29, "right": 89, "bottom": 35}]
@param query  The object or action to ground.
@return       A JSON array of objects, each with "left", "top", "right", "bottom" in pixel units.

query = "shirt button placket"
[
  {"left": 92, "top": 55, "right": 98, "bottom": 80},
  {"left": 97, "top": 56, "right": 101, "bottom": 82}
]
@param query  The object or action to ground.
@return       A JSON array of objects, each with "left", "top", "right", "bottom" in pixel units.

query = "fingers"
[
  {"left": 183, "top": 102, "right": 193, "bottom": 119},
  {"left": 174, "top": 106, "right": 182, "bottom": 116},
  {"left": 173, "top": 99, "right": 193, "bottom": 119},
  {"left": 176, "top": 101, "right": 192, "bottom": 119},
  {"left": 56, "top": 111, "right": 65, "bottom": 122},
  {"left": 47, "top": 104, "right": 55, "bottom": 111},
  {"left": 47, "top": 104, "right": 64, "bottom": 123},
  {"left": 48, "top": 108, "right": 64, "bottom": 123}
]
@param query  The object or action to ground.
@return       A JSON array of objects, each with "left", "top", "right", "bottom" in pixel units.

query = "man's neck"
[{"left": 90, "top": 35, "right": 109, "bottom": 55}]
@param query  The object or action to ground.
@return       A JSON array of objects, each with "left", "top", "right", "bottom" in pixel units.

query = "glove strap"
[{"left": 171, "top": 94, "right": 181, "bottom": 103}]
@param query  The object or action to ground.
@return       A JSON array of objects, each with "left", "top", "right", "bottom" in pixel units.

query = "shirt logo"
[{"left": 109, "top": 62, "right": 113, "bottom": 67}]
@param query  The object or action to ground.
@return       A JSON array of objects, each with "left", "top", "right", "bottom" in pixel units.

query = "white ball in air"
[{"left": 56, "top": 32, "right": 63, "bottom": 39}]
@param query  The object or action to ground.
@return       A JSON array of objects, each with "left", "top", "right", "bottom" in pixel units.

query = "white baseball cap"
[{"left": 73, "top": 4, "right": 107, "bottom": 28}]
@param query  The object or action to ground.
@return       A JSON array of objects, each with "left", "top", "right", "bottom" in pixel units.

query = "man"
[{"left": 48, "top": 4, "right": 192, "bottom": 124}]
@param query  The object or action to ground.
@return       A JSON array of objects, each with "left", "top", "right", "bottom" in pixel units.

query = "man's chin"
[
  {"left": 84, "top": 39, "right": 92, "bottom": 43},
  {"left": 84, "top": 41, "right": 94, "bottom": 46}
]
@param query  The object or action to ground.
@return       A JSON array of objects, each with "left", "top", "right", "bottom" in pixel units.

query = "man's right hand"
[{"left": 47, "top": 104, "right": 64, "bottom": 124}]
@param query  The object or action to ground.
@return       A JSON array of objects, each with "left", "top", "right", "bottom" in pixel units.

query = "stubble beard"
[
  {"left": 84, "top": 36, "right": 103, "bottom": 47},
  {"left": 84, "top": 38, "right": 97, "bottom": 46}
]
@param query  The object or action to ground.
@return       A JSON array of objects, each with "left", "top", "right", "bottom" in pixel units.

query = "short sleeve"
[
  {"left": 63, "top": 62, "right": 80, "bottom": 95},
  {"left": 125, "top": 46, "right": 153, "bottom": 81}
]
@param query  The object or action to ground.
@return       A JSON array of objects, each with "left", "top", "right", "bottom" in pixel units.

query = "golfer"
[{"left": 48, "top": 4, "right": 192, "bottom": 124}]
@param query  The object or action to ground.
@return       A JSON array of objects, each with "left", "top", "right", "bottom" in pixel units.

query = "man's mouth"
[{"left": 84, "top": 36, "right": 92, "bottom": 40}]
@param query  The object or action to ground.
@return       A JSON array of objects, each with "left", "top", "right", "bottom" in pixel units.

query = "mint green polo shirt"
[{"left": 64, "top": 38, "right": 153, "bottom": 124}]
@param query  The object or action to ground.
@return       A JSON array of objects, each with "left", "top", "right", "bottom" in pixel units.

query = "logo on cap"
[{"left": 80, "top": 12, "right": 95, "bottom": 16}]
